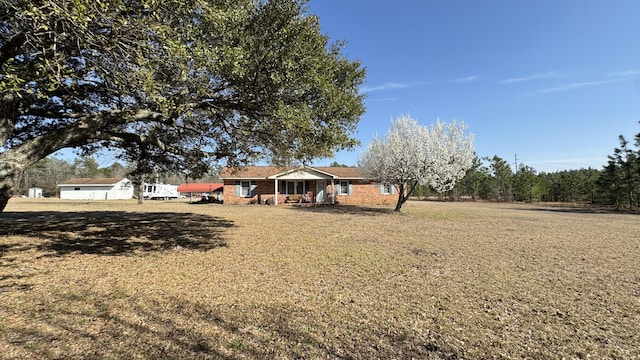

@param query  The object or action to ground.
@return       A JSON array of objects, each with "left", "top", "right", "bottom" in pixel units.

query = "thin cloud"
[
  {"left": 360, "top": 82, "right": 410, "bottom": 93},
  {"left": 360, "top": 80, "right": 433, "bottom": 93},
  {"left": 609, "top": 70, "right": 640, "bottom": 78},
  {"left": 451, "top": 75, "right": 481, "bottom": 83},
  {"left": 501, "top": 71, "right": 567, "bottom": 84},
  {"left": 366, "top": 97, "right": 398, "bottom": 102},
  {"left": 537, "top": 78, "right": 622, "bottom": 94}
]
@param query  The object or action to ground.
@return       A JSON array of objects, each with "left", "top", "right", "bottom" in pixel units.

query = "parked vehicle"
[{"left": 142, "top": 183, "right": 179, "bottom": 200}]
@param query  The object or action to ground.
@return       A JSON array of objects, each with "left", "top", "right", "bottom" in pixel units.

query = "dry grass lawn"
[{"left": 0, "top": 198, "right": 638, "bottom": 359}]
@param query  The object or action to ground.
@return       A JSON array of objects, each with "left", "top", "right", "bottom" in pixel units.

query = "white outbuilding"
[
  {"left": 58, "top": 178, "right": 134, "bottom": 200},
  {"left": 28, "top": 187, "right": 43, "bottom": 198}
]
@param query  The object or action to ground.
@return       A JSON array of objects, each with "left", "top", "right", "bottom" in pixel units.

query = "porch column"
[
  {"left": 274, "top": 177, "right": 279, "bottom": 205},
  {"left": 331, "top": 179, "right": 335, "bottom": 204}
]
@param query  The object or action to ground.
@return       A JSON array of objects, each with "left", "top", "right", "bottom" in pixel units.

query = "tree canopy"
[
  {"left": 358, "top": 115, "right": 474, "bottom": 211},
  {"left": 0, "top": 0, "right": 366, "bottom": 211}
]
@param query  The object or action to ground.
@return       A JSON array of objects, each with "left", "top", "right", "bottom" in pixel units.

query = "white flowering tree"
[
  {"left": 358, "top": 115, "right": 474, "bottom": 211},
  {"left": 426, "top": 119, "right": 476, "bottom": 194}
]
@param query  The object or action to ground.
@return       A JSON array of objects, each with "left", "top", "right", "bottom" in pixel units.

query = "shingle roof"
[
  {"left": 314, "top": 166, "right": 363, "bottom": 178},
  {"left": 219, "top": 166, "right": 364, "bottom": 179},
  {"left": 58, "top": 178, "right": 127, "bottom": 186},
  {"left": 219, "top": 166, "right": 287, "bottom": 179}
]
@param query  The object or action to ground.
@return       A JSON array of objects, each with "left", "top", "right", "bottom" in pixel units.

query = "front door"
[{"left": 316, "top": 180, "right": 326, "bottom": 203}]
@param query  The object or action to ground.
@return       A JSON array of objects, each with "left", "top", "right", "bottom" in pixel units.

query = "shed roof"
[
  {"left": 58, "top": 178, "right": 127, "bottom": 186},
  {"left": 177, "top": 183, "right": 224, "bottom": 193}
]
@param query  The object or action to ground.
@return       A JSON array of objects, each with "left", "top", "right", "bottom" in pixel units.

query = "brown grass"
[{"left": 1, "top": 198, "right": 638, "bottom": 359}]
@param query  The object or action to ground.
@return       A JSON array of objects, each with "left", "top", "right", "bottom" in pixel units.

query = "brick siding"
[{"left": 223, "top": 179, "right": 397, "bottom": 206}]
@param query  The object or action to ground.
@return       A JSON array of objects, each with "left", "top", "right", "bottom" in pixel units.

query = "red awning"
[{"left": 177, "top": 183, "right": 223, "bottom": 193}]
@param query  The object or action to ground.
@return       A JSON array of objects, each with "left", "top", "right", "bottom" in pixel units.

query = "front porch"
[
  {"left": 263, "top": 168, "right": 338, "bottom": 205},
  {"left": 224, "top": 167, "right": 340, "bottom": 206}
]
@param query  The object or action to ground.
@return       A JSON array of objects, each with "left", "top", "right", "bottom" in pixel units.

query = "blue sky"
[
  {"left": 56, "top": 1, "right": 640, "bottom": 173},
  {"left": 308, "top": 0, "right": 640, "bottom": 172}
]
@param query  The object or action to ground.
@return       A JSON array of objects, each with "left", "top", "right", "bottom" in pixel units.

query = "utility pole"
[{"left": 514, "top": 154, "right": 519, "bottom": 174}]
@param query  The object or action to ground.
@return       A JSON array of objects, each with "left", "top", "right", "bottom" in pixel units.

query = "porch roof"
[{"left": 266, "top": 166, "right": 337, "bottom": 180}]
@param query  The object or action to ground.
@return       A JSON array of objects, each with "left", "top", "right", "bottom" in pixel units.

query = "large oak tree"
[{"left": 0, "top": 0, "right": 365, "bottom": 212}]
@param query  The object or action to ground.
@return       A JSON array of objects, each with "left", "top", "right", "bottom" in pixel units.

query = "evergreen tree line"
[{"left": 417, "top": 127, "right": 640, "bottom": 210}]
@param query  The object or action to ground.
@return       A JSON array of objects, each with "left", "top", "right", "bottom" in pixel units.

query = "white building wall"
[
  {"left": 28, "top": 187, "right": 43, "bottom": 198},
  {"left": 115, "top": 182, "right": 135, "bottom": 199},
  {"left": 59, "top": 180, "right": 134, "bottom": 200}
]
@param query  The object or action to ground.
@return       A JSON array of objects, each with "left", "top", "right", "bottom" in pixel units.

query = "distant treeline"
[{"left": 420, "top": 126, "right": 640, "bottom": 210}]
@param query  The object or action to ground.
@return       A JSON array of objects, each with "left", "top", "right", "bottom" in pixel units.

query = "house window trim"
[
  {"left": 380, "top": 183, "right": 393, "bottom": 195},
  {"left": 338, "top": 180, "right": 352, "bottom": 196},
  {"left": 241, "top": 181, "right": 251, "bottom": 197},
  {"left": 236, "top": 180, "right": 257, "bottom": 198}
]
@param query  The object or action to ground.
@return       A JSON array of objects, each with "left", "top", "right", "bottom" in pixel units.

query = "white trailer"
[{"left": 142, "top": 183, "right": 180, "bottom": 200}]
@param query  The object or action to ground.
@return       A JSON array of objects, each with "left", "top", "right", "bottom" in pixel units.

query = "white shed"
[
  {"left": 58, "top": 178, "right": 134, "bottom": 200},
  {"left": 28, "top": 187, "right": 43, "bottom": 198}
]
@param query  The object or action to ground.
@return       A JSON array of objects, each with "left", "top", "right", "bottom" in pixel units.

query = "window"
[
  {"left": 339, "top": 180, "right": 351, "bottom": 195},
  {"left": 235, "top": 180, "right": 255, "bottom": 197},
  {"left": 283, "top": 181, "right": 306, "bottom": 194},
  {"left": 241, "top": 181, "right": 250, "bottom": 197},
  {"left": 380, "top": 183, "right": 392, "bottom": 194}
]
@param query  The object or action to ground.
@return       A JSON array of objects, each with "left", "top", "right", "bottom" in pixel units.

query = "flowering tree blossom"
[
  {"left": 358, "top": 115, "right": 474, "bottom": 211},
  {"left": 426, "top": 120, "right": 476, "bottom": 194}
]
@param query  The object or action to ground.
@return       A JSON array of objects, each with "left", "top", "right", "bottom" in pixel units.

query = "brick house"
[{"left": 219, "top": 166, "right": 397, "bottom": 206}]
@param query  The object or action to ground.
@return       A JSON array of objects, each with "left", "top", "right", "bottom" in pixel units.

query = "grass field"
[{"left": 0, "top": 198, "right": 638, "bottom": 359}]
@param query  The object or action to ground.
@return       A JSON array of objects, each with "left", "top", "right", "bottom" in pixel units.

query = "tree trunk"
[
  {"left": 132, "top": 176, "right": 145, "bottom": 205},
  {"left": 0, "top": 184, "right": 12, "bottom": 213},
  {"left": 394, "top": 180, "right": 416, "bottom": 212},
  {"left": 0, "top": 155, "right": 27, "bottom": 213},
  {"left": 394, "top": 183, "right": 406, "bottom": 211},
  {"left": 137, "top": 185, "right": 144, "bottom": 205},
  {"left": 394, "top": 196, "right": 405, "bottom": 212}
]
